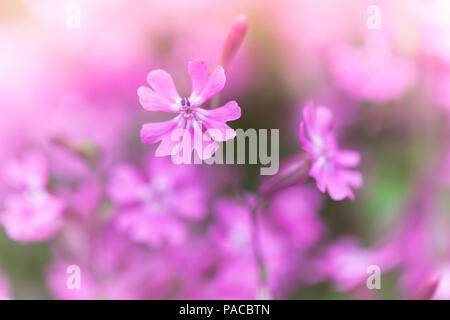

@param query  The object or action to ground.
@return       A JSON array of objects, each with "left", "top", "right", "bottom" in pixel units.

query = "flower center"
[
  {"left": 138, "top": 177, "right": 172, "bottom": 214},
  {"left": 180, "top": 97, "right": 196, "bottom": 119}
]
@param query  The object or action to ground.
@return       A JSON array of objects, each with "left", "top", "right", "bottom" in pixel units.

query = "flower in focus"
[
  {"left": 0, "top": 151, "right": 65, "bottom": 242},
  {"left": 107, "top": 156, "right": 208, "bottom": 247},
  {"left": 138, "top": 59, "right": 241, "bottom": 160},
  {"left": 299, "top": 101, "right": 363, "bottom": 200}
]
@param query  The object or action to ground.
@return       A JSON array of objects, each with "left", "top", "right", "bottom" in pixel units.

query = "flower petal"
[
  {"left": 107, "top": 165, "right": 146, "bottom": 205},
  {"left": 190, "top": 121, "right": 220, "bottom": 160},
  {"left": 0, "top": 191, "right": 64, "bottom": 242},
  {"left": 325, "top": 169, "right": 362, "bottom": 201},
  {"left": 140, "top": 118, "right": 179, "bottom": 145},
  {"left": 205, "top": 100, "right": 241, "bottom": 122},
  {"left": 114, "top": 209, "right": 187, "bottom": 247},
  {"left": 147, "top": 69, "right": 181, "bottom": 102},
  {"left": 203, "top": 120, "right": 236, "bottom": 142},
  {"left": 189, "top": 65, "right": 225, "bottom": 105},
  {"left": 336, "top": 150, "right": 361, "bottom": 168},
  {"left": 4, "top": 151, "right": 48, "bottom": 189},
  {"left": 188, "top": 59, "right": 209, "bottom": 100},
  {"left": 302, "top": 101, "right": 334, "bottom": 137},
  {"left": 137, "top": 86, "right": 179, "bottom": 113},
  {"left": 172, "top": 186, "right": 207, "bottom": 219}
]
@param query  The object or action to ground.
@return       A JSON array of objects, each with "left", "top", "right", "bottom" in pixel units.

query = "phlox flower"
[
  {"left": 0, "top": 151, "right": 65, "bottom": 242},
  {"left": 138, "top": 59, "right": 241, "bottom": 161},
  {"left": 107, "top": 157, "right": 208, "bottom": 247},
  {"left": 299, "top": 101, "right": 362, "bottom": 200}
]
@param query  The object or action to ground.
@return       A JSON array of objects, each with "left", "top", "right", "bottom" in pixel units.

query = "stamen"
[
  {"left": 186, "top": 98, "right": 191, "bottom": 107},
  {"left": 181, "top": 98, "right": 186, "bottom": 106}
]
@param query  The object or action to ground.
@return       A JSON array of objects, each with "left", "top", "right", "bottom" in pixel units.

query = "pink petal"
[
  {"left": 336, "top": 150, "right": 361, "bottom": 168},
  {"left": 201, "top": 101, "right": 241, "bottom": 142},
  {"left": 137, "top": 86, "right": 179, "bottom": 113},
  {"left": 1, "top": 191, "right": 65, "bottom": 242},
  {"left": 341, "top": 169, "right": 363, "bottom": 188},
  {"left": 140, "top": 118, "right": 179, "bottom": 145},
  {"left": 188, "top": 59, "right": 209, "bottom": 100},
  {"left": 203, "top": 119, "right": 236, "bottom": 142},
  {"left": 206, "top": 100, "right": 241, "bottom": 122},
  {"left": 107, "top": 165, "right": 146, "bottom": 205},
  {"left": 309, "top": 161, "right": 327, "bottom": 193},
  {"left": 172, "top": 186, "right": 207, "bottom": 219},
  {"left": 192, "top": 121, "right": 220, "bottom": 160},
  {"left": 155, "top": 135, "right": 182, "bottom": 157},
  {"left": 146, "top": 156, "right": 196, "bottom": 185},
  {"left": 189, "top": 65, "right": 225, "bottom": 105},
  {"left": 146, "top": 69, "right": 181, "bottom": 103},
  {"left": 155, "top": 126, "right": 195, "bottom": 163},
  {"left": 4, "top": 151, "right": 48, "bottom": 189},
  {"left": 114, "top": 209, "right": 187, "bottom": 247},
  {"left": 325, "top": 169, "right": 362, "bottom": 201},
  {"left": 302, "top": 101, "right": 333, "bottom": 137},
  {"left": 299, "top": 122, "right": 314, "bottom": 154}
]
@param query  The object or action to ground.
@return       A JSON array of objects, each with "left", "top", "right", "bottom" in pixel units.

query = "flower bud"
[
  {"left": 221, "top": 14, "right": 248, "bottom": 68},
  {"left": 50, "top": 134, "right": 101, "bottom": 167},
  {"left": 258, "top": 152, "right": 312, "bottom": 197},
  {"left": 412, "top": 274, "right": 441, "bottom": 300}
]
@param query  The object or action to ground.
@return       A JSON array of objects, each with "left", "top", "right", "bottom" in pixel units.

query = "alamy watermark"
[
  {"left": 66, "top": 265, "right": 81, "bottom": 290},
  {"left": 66, "top": 5, "right": 81, "bottom": 30},
  {"left": 169, "top": 123, "right": 280, "bottom": 176},
  {"left": 366, "top": 265, "right": 381, "bottom": 290},
  {"left": 366, "top": 5, "right": 381, "bottom": 30}
]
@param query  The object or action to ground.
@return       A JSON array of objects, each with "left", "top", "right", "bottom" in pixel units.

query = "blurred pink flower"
[
  {"left": 267, "top": 186, "right": 325, "bottom": 250},
  {"left": 0, "top": 271, "right": 11, "bottom": 300},
  {"left": 431, "top": 266, "right": 450, "bottom": 299},
  {"left": 313, "top": 237, "right": 399, "bottom": 291},
  {"left": 138, "top": 59, "right": 241, "bottom": 160},
  {"left": 299, "top": 101, "right": 363, "bottom": 200},
  {"left": 207, "top": 197, "right": 298, "bottom": 299},
  {"left": 3, "top": 151, "right": 48, "bottom": 190},
  {"left": 414, "top": 0, "right": 450, "bottom": 64},
  {"left": 48, "top": 226, "right": 155, "bottom": 300},
  {"left": 0, "top": 152, "right": 65, "bottom": 242},
  {"left": 424, "top": 64, "right": 450, "bottom": 115},
  {"left": 107, "top": 157, "right": 208, "bottom": 247},
  {"left": 328, "top": 35, "right": 415, "bottom": 102}
]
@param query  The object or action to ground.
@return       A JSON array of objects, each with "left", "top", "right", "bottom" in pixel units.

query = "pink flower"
[
  {"left": 267, "top": 186, "right": 324, "bottom": 250},
  {"left": 3, "top": 151, "right": 48, "bottom": 190},
  {"left": 328, "top": 35, "right": 415, "bottom": 102},
  {"left": 138, "top": 59, "right": 241, "bottom": 160},
  {"left": 299, "top": 101, "right": 363, "bottom": 200},
  {"left": 107, "top": 157, "right": 208, "bottom": 247},
  {"left": 0, "top": 151, "right": 65, "bottom": 242},
  {"left": 313, "top": 237, "right": 399, "bottom": 292},
  {"left": 208, "top": 197, "right": 296, "bottom": 299},
  {"left": 0, "top": 271, "right": 10, "bottom": 300},
  {"left": 47, "top": 225, "right": 155, "bottom": 300}
]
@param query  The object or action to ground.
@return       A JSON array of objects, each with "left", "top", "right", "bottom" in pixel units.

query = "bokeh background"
[{"left": 0, "top": 0, "right": 450, "bottom": 299}]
